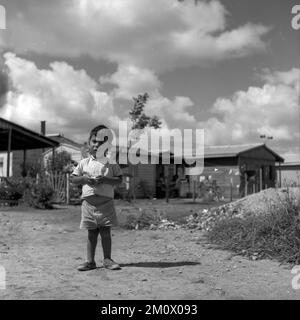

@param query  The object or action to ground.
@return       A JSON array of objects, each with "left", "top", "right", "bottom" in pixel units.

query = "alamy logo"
[
  {"left": 291, "top": 265, "right": 300, "bottom": 290},
  {"left": 0, "top": 265, "right": 6, "bottom": 290},
  {"left": 93, "top": 121, "right": 205, "bottom": 176},
  {"left": 291, "top": 5, "right": 300, "bottom": 30},
  {"left": 0, "top": 5, "right": 6, "bottom": 30}
]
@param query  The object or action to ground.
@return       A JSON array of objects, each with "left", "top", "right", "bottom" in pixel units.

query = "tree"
[
  {"left": 129, "top": 93, "right": 161, "bottom": 130},
  {"left": 128, "top": 93, "right": 162, "bottom": 201},
  {"left": 46, "top": 150, "right": 72, "bottom": 172},
  {"left": 21, "top": 159, "right": 43, "bottom": 178}
]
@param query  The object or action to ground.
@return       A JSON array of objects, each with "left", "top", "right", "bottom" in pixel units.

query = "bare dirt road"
[{"left": 0, "top": 204, "right": 300, "bottom": 300}]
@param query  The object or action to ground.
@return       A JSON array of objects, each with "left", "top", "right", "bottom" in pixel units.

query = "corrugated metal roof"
[
  {"left": 278, "top": 153, "right": 300, "bottom": 166},
  {"left": 203, "top": 143, "right": 263, "bottom": 158},
  {"left": 116, "top": 143, "right": 284, "bottom": 161},
  {"left": 204, "top": 143, "right": 284, "bottom": 162},
  {"left": 0, "top": 117, "right": 59, "bottom": 151},
  {"left": 46, "top": 134, "right": 83, "bottom": 149}
]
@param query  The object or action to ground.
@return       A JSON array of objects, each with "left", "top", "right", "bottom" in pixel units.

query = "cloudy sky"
[{"left": 0, "top": 0, "right": 299, "bottom": 155}]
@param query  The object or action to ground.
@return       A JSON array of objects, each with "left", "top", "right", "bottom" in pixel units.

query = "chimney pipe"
[{"left": 41, "top": 121, "right": 46, "bottom": 136}]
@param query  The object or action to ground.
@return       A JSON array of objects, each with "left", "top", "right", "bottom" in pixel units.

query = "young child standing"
[{"left": 71, "top": 125, "right": 123, "bottom": 271}]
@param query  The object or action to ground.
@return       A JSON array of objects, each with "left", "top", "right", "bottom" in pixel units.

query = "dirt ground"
[{"left": 1, "top": 200, "right": 300, "bottom": 300}]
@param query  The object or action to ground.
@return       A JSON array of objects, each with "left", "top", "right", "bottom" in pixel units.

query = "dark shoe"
[
  {"left": 77, "top": 261, "right": 97, "bottom": 271},
  {"left": 103, "top": 258, "right": 121, "bottom": 270}
]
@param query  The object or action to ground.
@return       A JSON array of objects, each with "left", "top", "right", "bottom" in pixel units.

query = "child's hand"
[
  {"left": 94, "top": 176, "right": 105, "bottom": 184},
  {"left": 83, "top": 176, "right": 97, "bottom": 186}
]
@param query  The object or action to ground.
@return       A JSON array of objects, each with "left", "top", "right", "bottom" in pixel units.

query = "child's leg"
[
  {"left": 87, "top": 228, "right": 100, "bottom": 263},
  {"left": 99, "top": 226, "right": 111, "bottom": 259}
]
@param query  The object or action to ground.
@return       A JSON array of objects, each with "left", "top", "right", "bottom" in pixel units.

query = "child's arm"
[
  {"left": 70, "top": 175, "right": 96, "bottom": 186},
  {"left": 95, "top": 163, "right": 123, "bottom": 186},
  {"left": 70, "top": 161, "right": 96, "bottom": 186},
  {"left": 95, "top": 176, "right": 122, "bottom": 186}
]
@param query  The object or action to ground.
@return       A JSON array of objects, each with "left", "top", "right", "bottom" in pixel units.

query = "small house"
[
  {"left": 0, "top": 117, "right": 59, "bottom": 178},
  {"left": 276, "top": 153, "right": 300, "bottom": 187},
  {"left": 42, "top": 133, "right": 84, "bottom": 165},
  {"left": 122, "top": 143, "right": 284, "bottom": 200}
]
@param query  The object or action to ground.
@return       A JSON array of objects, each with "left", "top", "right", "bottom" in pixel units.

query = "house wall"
[
  {"left": 118, "top": 146, "right": 282, "bottom": 199},
  {"left": 10, "top": 144, "right": 82, "bottom": 177},
  {"left": 277, "top": 165, "right": 300, "bottom": 187},
  {"left": 0, "top": 152, "right": 13, "bottom": 177},
  {"left": 238, "top": 147, "right": 277, "bottom": 196},
  {"left": 120, "top": 163, "right": 156, "bottom": 198},
  {"left": 12, "top": 149, "right": 44, "bottom": 177},
  {"left": 240, "top": 147, "right": 277, "bottom": 161},
  {"left": 136, "top": 164, "right": 156, "bottom": 198},
  {"left": 178, "top": 157, "right": 239, "bottom": 200},
  {"left": 197, "top": 165, "right": 241, "bottom": 200},
  {"left": 43, "top": 145, "right": 82, "bottom": 163},
  {"left": 204, "top": 157, "right": 238, "bottom": 167}
]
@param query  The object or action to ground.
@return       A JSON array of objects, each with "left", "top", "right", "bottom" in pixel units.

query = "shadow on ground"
[{"left": 119, "top": 261, "right": 200, "bottom": 268}]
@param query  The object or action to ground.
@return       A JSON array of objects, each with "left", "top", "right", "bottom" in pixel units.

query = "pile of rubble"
[
  {"left": 184, "top": 188, "right": 300, "bottom": 231},
  {"left": 125, "top": 188, "right": 300, "bottom": 232},
  {"left": 185, "top": 204, "right": 242, "bottom": 231},
  {"left": 135, "top": 219, "right": 181, "bottom": 230},
  {"left": 156, "top": 219, "right": 181, "bottom": 230},
  {"left": 126, "top": 207, "right": 182, "bottom": 230}
]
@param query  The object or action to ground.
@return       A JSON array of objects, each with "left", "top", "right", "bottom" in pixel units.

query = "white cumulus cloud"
[
  {"left": 1, "top": 52, "right": 120, "bottom": 142},
  {"left": 201, "top": 68, "right": 300, "bottom": 145},
  {"left": 1, "top": 0, "right": 271, "bottom": 73},
  {"left": 1, "top": 52, "right": 298, "bottom": 153}
]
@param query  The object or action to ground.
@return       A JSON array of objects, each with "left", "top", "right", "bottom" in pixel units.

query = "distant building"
[
  {"left": 120, "top": 143, "right": 284, "bottom": 200},
  {"left": 0, "top": 117, "right": 58, "bottom": 178},
  {"left": 0, "top": 117, "right": 83, "bottom": 177},
  {"left": 43, "top": 133, "right": 84, "bottom": 165},
  {"left": 276, "top": 153, "right": 300, "bottom": 187},
  {"left": 11, "top": 133, "right": 84, "bottom": 176},
  {"left": 197, "top": 143, "right": 284, "bottom": 199}
]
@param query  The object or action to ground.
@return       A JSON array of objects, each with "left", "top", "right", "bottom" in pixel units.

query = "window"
[
  {"left": 0, "top": 157, "right": 3, "bottom": 176},
  {"left": 264, "top": 166, "right": 269, "bottom": 179},
  {"left": 269, "top": 165, "right": 273, "bottom": 180}
]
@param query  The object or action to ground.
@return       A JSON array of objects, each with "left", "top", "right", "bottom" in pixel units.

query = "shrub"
[
  {"left": 20, "top": 178, "right": 55, "bottom": 209},
  {"left": 0, "top": 178, "right": 24, "bottom": 201},
  {"left": 69, "top": 183, "right": 82, "bottom": 201},
  {"left": 206, "top": 189, "right": 300, "bottom": 264},
  {"left": 114, "top": 183, "right": 127, "bottom": 200},
  {"left": 20, "top": 160, "right": 43, "bottom": 178},
  {"left": 45, "top": 150, "right": 72, "bottom": 172},
  {"left": 123, "top": 209, "right": 163, "bottom": 229},
  {"left": 137, "top": 180, "right": 154, "bottom": 199},
  {"left": 0, "top": 176, "right": 55, "bottom": 209}
]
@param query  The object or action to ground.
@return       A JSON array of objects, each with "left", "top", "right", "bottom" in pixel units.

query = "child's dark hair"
[{"left": 89, "top": 124, "right": 109, "bottom": 142}]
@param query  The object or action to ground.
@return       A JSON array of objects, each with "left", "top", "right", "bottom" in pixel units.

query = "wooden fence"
[{"left": 46, "top": 171, "right": 70, "bottom": 204}]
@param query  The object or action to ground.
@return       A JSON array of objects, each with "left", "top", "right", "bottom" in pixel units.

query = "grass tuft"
[{"left": 206, "top": 188, "right": 300, "bottom": 264}]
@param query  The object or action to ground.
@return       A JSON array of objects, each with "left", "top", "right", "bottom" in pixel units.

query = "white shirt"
[{"left": 72, "top": 155, "right": 123, "bottom": 199}]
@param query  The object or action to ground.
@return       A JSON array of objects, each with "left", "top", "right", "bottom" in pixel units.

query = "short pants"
[{"left": 80, "top": 196, "right": 117, "bottom": 229}]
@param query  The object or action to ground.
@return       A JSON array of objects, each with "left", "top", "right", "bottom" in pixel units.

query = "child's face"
[
  {"left": 89, "top": 134, "right": 104, "bottom": 156},
  {"left": 89, "top": 131, "right": 111, "bottom": 157}
]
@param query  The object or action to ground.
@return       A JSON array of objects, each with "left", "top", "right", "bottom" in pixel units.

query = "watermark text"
[
  {"left": 291, "top": 5, "right": 300, "bottom": 30},
  {"left": 94, "top": 121, "right": 204, "bottom": 176},
  {"left": 0, "top": 265, "right": 6, "bottom": 290},
  {"left": 0, "top": 5, "right": 6, "bottom": 30}
]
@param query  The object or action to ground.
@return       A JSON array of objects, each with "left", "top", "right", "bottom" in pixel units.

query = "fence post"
[
  {"left": 66, "top": 173, "right": 70, "bottom": 205},
  {"left": 259, "top": 168, "right": 263, "bottom": 191},
  {"left": 165, "top": 174, "right": 169, "bottom": 203},
  {"left": 132, "top": 165, "right": 136, "bottom": 202},
  {"left": 0, "top": 265, "right": 5, "bottom": 290},
  {"left": 193, "top": 180, "right": 196, "bottom": 202}
]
